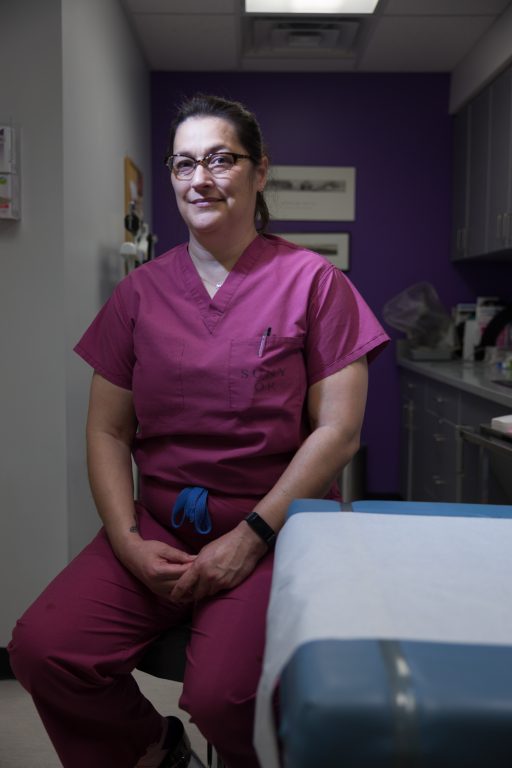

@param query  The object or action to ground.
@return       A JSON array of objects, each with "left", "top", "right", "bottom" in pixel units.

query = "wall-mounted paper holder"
[{"left": 0, "top": 124, "right": 20, "bottom": 220}]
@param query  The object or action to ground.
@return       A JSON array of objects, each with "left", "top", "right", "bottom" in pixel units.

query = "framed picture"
[
  {"left": 276, "top": 232, "right": 350, "bottom": 271},
  {"left": 124, "top": 156, "right": 144, "bottom": 240},
  {"left": 267, "top": 165, "right": 355, "bottom": 221}
]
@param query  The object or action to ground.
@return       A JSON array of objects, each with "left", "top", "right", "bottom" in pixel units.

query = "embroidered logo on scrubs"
[
  {"left": 229, "top": 336, "right": 305, "bottom": 409},
  {"left": 240, "top": 366, "right": 286, "bottom": 393}
]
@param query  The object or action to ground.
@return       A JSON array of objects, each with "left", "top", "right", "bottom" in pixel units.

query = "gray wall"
[{"left": 0, "top": 0, "right": 151, "bottom": 646}]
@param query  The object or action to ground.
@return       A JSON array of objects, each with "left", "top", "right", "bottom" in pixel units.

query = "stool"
[{"left": 137, "top": 626, "right": 226, "bottom": 768}]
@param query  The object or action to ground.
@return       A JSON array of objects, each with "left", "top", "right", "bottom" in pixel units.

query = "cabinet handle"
[
  {"left": 433, "top": 433, "right": 446, "bottom": 443},
  {"left": 432, "top": 475, "right": 446, "bottom": 486},
  {"left": 497, "top": 213, "right": 503, "bottom": 242},
  {"left": 504, "top": 212, "right": 510, "bottom": 244}
]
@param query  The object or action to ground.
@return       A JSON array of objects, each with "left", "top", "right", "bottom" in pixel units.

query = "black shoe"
[{"left": 158, "top": 717, "right": 205, "bottom": 768}]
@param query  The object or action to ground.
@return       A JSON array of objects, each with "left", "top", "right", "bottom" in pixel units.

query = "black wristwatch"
[{"left": 244, "top": 511, "right": 276, "bottom": 549}]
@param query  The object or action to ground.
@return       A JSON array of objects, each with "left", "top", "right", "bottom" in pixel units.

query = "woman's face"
[{"left": 170, "top": 116, "right": 267, "bottom": 239}]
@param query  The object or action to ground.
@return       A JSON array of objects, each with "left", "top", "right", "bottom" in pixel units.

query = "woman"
[{"left": 9, "top": 94, "right": 388, "bottom": 768}]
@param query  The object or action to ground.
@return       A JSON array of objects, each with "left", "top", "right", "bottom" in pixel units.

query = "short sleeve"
[
  {"left": 305, "top": 267, "right": 389, "bottom": 386},
  {"left": 74, "top": 283, "right": 135, "bottom": 390}
]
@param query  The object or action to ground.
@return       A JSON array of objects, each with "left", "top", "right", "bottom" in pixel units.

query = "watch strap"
[{"left": 244, "top": 511, "right": 276, "bottom": 549}]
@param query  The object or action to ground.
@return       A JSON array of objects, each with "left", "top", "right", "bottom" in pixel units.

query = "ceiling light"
[{"left": 245, "top": 0, "right": 379, "bottom": 13}]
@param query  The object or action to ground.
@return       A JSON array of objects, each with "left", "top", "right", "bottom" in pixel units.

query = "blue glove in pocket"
[{"left": 171, "top": 486, "right": 212, "bottom": 535}]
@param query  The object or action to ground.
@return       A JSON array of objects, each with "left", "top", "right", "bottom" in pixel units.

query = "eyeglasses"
[{"left": 165, "top": 151, "right": 254, "bottom": 179}]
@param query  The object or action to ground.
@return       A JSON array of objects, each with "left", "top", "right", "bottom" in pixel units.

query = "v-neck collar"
[{"left": 179, "top": 236, "right": 266, "bottom": 334}]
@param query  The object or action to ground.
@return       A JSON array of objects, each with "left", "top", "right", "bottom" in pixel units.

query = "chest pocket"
[
  {"left": 229, "top": 336, "right": 306, "bottom": 411},
  {"left": 132, "top": 326, "right": 185, "bottom": 436}
]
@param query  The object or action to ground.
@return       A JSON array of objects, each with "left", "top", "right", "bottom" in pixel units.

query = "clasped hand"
[
  {"left": 118, "top": 538, "right": 196, "bottom": 600},
  {"left": 171, "top": 523, "right": 268, "bottom": 603},
  {"left": 119, "top": 523, "right": 267, "bottom": 603}
]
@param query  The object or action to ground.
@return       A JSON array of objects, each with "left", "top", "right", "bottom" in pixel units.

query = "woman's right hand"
[{"left": 115, "top": 536, "right": 197, "bottom": 600}]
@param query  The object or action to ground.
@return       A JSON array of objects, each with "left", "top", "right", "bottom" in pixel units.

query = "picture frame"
[
  {"left": 276, "top": 232, "right": 350, "bottom": 271},
  {"left": 124, "top": 156, "right": 144, "bottom": 240},
  {"left": 266, "top": 165, "right": 356, "bottom": 222}
]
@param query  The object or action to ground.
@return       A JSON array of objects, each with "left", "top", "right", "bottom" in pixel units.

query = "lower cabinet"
[
  {"left": 400, "top": 373, "right": 459, "bottom": 502},
  {"left": 400, "top": 371, "right": 512, "bottom": 503},
  {"left": 458, "top": 392, "right": 512, "bottom": 504}
]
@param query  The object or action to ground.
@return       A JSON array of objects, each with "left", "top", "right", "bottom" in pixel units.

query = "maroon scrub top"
[{"left": 74, "top": 234, "right": 389, "bottom": 533}]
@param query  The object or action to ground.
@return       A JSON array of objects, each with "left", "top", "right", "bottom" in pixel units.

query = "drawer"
[
  {"left": 429, "top": 415, "right": 455, "bottom": 446},
  {"left": 421, "top": 472, "right": 458, "bottom": 503},
  {"left": 459, "top": 392, "right": 512, "bottom": 427},
  {"left": 426, "top": 381, "right": 460, "bottom": 422},
  {"left": 400, "top": 373, "right": 426, "bottom": 406}
]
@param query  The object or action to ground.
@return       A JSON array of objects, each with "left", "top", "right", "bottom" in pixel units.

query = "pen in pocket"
[{"left": 258, "top": 327, "right": 271, "bottom": 357}]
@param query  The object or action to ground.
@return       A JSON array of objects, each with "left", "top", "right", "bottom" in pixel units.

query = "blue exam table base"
[
  {"left": 279, "top": 500, "right": 512, "bottom": 768},
  {"left": 280, "top": 639, "right": 512, "bottom": 768}
]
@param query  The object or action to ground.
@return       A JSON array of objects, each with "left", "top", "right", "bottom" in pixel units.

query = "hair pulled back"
[{"left": 168, "top": 93, "right": 270, "bottom": 233}]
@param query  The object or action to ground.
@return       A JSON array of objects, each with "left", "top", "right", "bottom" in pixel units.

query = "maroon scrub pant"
[{"left": 8, "top": 504, "right": 273, "bottom": 768}]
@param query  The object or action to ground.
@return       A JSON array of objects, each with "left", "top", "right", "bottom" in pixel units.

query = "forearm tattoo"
[{"left": 129, "top": 517, "right": 139, "bottom": 534}]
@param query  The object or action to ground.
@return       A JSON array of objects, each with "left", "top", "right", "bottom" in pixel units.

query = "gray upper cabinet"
[
  {"left": 451, "top": 63, "right": 512, "bottom": 261},
  {"left": 467, "top": 88, "right": 491, "bottom": 258},
  {"left": 488, "top": 67, "right": 512, "bottom": 254},
  {"left": 451, "top": 109, "right": 469, "bottom": 259}
]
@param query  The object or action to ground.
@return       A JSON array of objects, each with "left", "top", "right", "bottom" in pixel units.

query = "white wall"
[
  {"left": 61, "top": 0, "right": 151, "bottom": 557},
  {"left": 0, "top": 0, "right": 68, "bottom": 647},
  {"left": 0, "top": 0, "right": 151, "bottom": 645}
]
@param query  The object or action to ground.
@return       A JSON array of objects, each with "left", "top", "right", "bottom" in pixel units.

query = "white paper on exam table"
[{"left": 254, "top": 511, "right": 512, "bottom": 768}]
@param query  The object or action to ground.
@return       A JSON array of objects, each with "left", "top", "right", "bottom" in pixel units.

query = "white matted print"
[
  {"left": 277, "top": 232, "right": 350, "bottom": 271},
  {"left": 266, "top": 166, "right": 355, "bottom": 221}
]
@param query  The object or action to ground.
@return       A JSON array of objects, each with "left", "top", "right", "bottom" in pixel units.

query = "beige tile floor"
[{"left": 0, "top": 670, "right": 208, "bottom": 767}]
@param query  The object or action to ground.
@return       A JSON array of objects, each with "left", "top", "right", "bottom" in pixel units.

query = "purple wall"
[{"left": 151, "top": 71, "right": 512, "bottom": 495}]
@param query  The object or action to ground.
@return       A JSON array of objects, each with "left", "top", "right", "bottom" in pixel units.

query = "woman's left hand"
[{"left": 170, "top": 521, "right": 268, "bottom": 603}]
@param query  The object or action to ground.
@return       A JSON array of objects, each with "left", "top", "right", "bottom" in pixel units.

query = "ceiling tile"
[
  {"left": 121, "top": 0, "right": 512, "bottom": 73},
  {"left": 359, "top": 15, "right": 496, "bottom": 71},
  {"left": 384, "top": 0, "right": 510, "bottom": 15},
  {"left": 133, "top": 14, "right": 239, "bottom": 69},
  {"left": 241, "top": 55, "right": 356, "bottom": 71},
  {"left": 124, "top": 0, "right": 237, "bottom": 13}
]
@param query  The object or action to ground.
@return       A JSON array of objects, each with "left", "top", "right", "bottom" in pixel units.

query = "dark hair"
[{"left": 168, "top": 93, "right": 270, "bottom": 233}]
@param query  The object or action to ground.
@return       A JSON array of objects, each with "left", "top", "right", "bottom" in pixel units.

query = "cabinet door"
[
  {"left": 458, "top": 393, "right": 512, "bottom": 503},
  {"left": 399, "top": 373, "right": 426, "bottom": 501},
  {"left": 488, "top": 67, "right": 512, "bottom": 254},
  {"left": 421, "top": 381, "right": 460, "bottom": 502},
  {"left": 467, "top": 89, "right": 491, "bottom": 258},
  {"left": 400, "top": 374, "right": 459, "bottom": 502},
  {"left": 451, "top": 108, "right": 470, "bottom": 260},
  {"left": 420, "top": 414, "right": 459, "bottom": 502}
]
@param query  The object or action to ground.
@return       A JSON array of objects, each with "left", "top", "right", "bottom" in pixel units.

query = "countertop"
[{"left": 397, "top": 355, "right": 512, "bottom": 409}]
